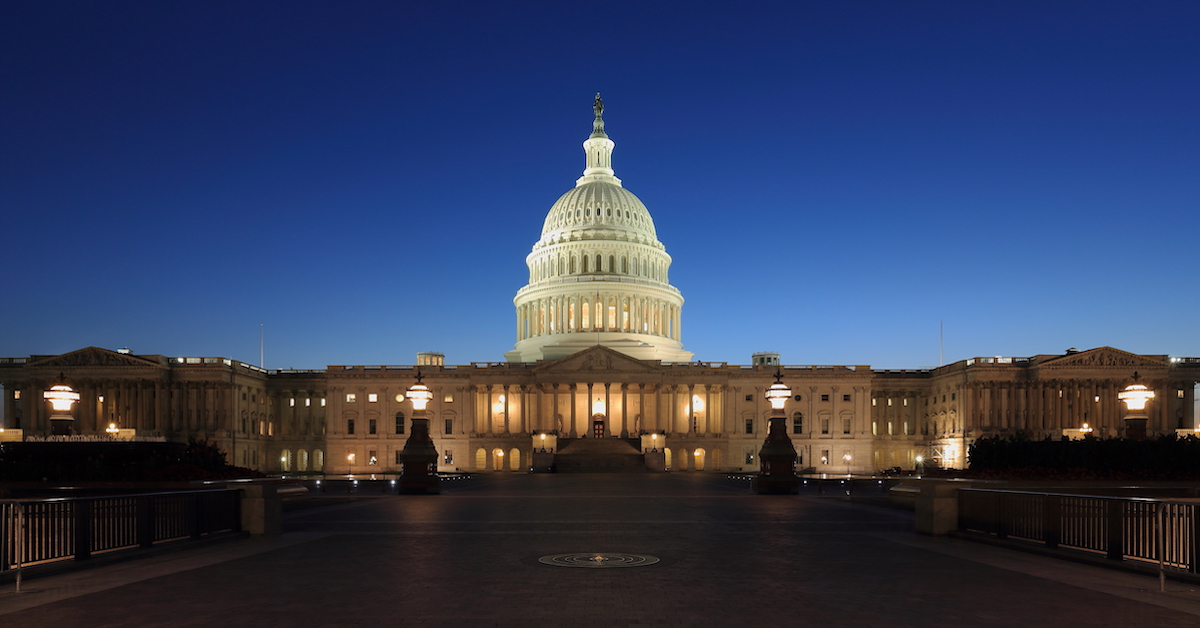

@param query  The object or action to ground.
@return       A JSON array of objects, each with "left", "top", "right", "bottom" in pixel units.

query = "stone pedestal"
[
  {"left": 915, "top": 481, "right": 970, "bottom": 536},
  {"left": 399, "top": 416, "right": 441, "bottom": 494},
  {"left": 531, "top": 450, "right": 555, "bottom": 472},
  {"left": 755, "top": 413, "right": 798, "bottom": 494},
  {"left": 238, "top": 484, "right": 282, "bottom": 536},
  {"left": 644, "top": 449, "right": 666, "bottom": 472}
]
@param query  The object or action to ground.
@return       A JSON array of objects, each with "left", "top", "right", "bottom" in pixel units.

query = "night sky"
[{"left": 3, "top": 1, "right": 1197, "bottom": 370}]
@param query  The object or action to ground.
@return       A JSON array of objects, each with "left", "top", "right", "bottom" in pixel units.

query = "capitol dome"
[{"left": 505, "top": 96, "right": 692, "bottom": 364}]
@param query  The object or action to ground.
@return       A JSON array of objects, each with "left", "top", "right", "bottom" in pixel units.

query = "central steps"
[{"left": 553, "top": 438, "right": 648, "bottom": 473}]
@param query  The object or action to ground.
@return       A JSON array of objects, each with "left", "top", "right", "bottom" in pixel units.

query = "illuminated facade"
[{"left": 2, "top": 101, "right": 1198, "bottom": 474}]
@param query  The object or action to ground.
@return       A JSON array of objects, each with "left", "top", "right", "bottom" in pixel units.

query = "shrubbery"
[{"left": 961, "top": 433, "right": 1200, "bottom": 481}]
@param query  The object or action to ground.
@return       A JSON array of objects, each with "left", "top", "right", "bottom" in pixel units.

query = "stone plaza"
[{"left": 3, "top": 474, "right": 1200, "bottom": 627}]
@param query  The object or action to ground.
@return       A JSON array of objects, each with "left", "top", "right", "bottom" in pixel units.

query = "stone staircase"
[{"left": 553, "top": 438, "right": 648, "bottom": 473}]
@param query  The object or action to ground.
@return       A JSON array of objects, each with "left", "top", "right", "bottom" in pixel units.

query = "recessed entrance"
[{"left": 592, "top": 414, "right": 606, "bottom": 438}]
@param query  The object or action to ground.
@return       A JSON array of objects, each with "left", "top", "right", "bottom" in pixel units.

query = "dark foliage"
[
  {"left": 0, "top": 439, "right": 264, "bottom": 482},
  {"left": 964, "top": 433, "right": 1200, "bottom": 481}
]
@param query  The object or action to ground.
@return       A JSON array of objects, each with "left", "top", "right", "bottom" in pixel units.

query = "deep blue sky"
[{"left": 3, "top": 1, "right": 1197, "bottom": 369}]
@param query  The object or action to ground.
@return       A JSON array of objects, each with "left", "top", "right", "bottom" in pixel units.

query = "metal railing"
[
  {"left": 1, "top": 489, "right": 241, "bottom": 587},
  {"left": 958, "top": 489, "right": 1200, "bottom": 576}
]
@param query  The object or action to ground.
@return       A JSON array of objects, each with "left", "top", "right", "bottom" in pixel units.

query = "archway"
[
  {"left": 298, "top": 449, "right": 309, "bottom": 472},
  {"left": 665, "top": 448, "right": 673, "bottom": 470},
  {"left": 313, "top": 449, "right": 324, "bottom": 472},
  {"left": 492, "top": 448, "right": 506, "bottom": 471},
  {"left": 693, "top": 448, "right": 706, "bottom": 471},
  {"left": 508, "top": 448, "right": 521, "bottom": 471},
  {"left": 280, "top": 449, "right": 292, "bottom": 472},
  {"left": 475, "top": 448, "right": 487, "bottom": 471}
]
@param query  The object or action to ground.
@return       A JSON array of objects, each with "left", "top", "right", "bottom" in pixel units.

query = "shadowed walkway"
[{"left": 3, "top": 473, "right": 1200, "bottom": 627}]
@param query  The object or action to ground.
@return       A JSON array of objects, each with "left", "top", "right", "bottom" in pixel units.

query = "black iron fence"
[
  {"left": 1, "top": 489, "right": 241, "bottom": 578},
  {"left": 958, "top": 488, "right": 1200, "bottom": 574}
]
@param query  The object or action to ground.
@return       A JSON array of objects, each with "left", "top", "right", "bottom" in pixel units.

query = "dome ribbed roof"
[{"left": 540, "top": 180, "right": 658, "bottom": 241}]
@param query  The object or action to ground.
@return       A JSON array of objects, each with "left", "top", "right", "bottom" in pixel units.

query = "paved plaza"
[{"left": 3, "top": 474, "right": 1200, "bottom": 627}]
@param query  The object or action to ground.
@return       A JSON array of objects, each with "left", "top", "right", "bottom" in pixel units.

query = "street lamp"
[
  {"left": 754, "top": 370, "right": 799, "bottom": 494},
  {"left": 1118, "top": 371, "right": 1156, "bottom": 440},
  {"left": 347, "top": 452, "right": 355, "bottom": 476},
  {"left": 398, "top": 371, "right": 441, "bottom": 494},
  {"left": 43, "top": 375, "right": 80, "bottom": 436},
  {"left": 843, "top": 453, "right": 852, "bottom": 476}
]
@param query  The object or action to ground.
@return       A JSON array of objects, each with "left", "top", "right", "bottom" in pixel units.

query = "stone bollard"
[
  {"left": 238, "top": 485, "right": 282, "bottom": 537},
  {"left": 915, "top": 481, "right": 969, "bottom": 536}
]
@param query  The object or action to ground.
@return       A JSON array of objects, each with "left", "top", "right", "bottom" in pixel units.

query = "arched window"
[
  {"left": 608, "top": 256, "right": 615, "bottom": 273},
  {"left": 792, "top": 412, "right": 803, "bottom": 434},
  {"left": 621, "top": 257, "right": 628, "bottom": 274},
  {"left": 395, "top": 411, "right": 406, "bottom": 434},
  {"left": 582, "top": 256, "right": 589, "bottom": 273},
  {"left": 595, "top": 254, "right": 602, "bottom": 272},
  {"left": 582, "top": 301, "right": 591, "bottom": 329},
  {"left": 570, "top": 256, "right": 576, "bottom": 274}
]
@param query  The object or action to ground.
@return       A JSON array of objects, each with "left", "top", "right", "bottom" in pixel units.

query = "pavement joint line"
[
  {"left": 874, "top": 531, "right": 1200, "bottom": 618},
  {"left": 0, "top": 531, "right": 332, "bottom": 617}
]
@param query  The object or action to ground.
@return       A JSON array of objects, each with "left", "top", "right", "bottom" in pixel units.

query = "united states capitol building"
[{"left": 3, "top": 98, "right": 1198, "bottom": 475}]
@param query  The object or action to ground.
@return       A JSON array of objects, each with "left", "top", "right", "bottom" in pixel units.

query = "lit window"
[
  {"left": 368, "top": 450, "right": 377, "bottom": 465},
  {"left": 445, "top": 393, "right": 454, "bottom": 402},
  {"left": 269, "top": 422, "right": 274, "bottom": 436},
  {"left": 346, "top": 394, "right": 356, "bottom": 403},
  {"left": 368, "top": 393, "right": 378, "bottom": 403},
  {"left": 887, "top": 399, "right": 893, "bottom": 407},
  {"left": 444, "top": 450, "right": 453, "bottom": 464},
  {"left": 1180, "top": 390, "right": 1186, "bottom": 399},
  {"left": 305, "top": 398, "right": 311, "bottom": 407},
  {"left": 289, "top": 398, "right": 295, "bottom": 407},
  {"left": 320, "top": 398, "right": 325, "bottom": 407},
  {"left": 13, "top": 391, "right": 19, "bottom": 400}
]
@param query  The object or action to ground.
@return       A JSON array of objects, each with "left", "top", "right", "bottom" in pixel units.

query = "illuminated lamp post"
[
  {"left": 43, "top": 374, "right": 81, "bottom": 436},
  {"left": 753, "top": 370, "right": 799, "bottom": 494},
  {"left": 398, "top": 372, "right": 441, "bottom": 494},
  {"left": 1118, "top": 372, "right": 1156, "bottom": 441}
]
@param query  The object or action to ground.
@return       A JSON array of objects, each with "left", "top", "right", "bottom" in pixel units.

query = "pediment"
[
  {"left": 532, "top": 345, "right": 661, "bottom": 374},
  {"left": 1036, "top": 347, "right": 1166, "bottom": 369},
  {"left": 27, "top": 347, "right": 164, "bottom": 369}
]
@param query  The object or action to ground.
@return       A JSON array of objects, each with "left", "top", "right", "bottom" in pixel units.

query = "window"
[
  {"left": 842, "top": 419, "right": 851, "bottom": 434},
  {"left": 792, "top": 412, "right": 803, "bottom": 434},
  {"left": 289, "top": 398, "right": 295, "bottom": 407},
  {"left": 745, "top": 419, "right": 753, "bottom": 434},
  {"left": 396, "top": 451, "right": 403, "bottom": 464},
  {"left": 820, "top": 449, "right": 830, "bottom": 465},
  {"left": 347, "top": 419, "right": 355, "bottom": 435},
  {"left": 346, "top": 393, "right": 356, "bottom": 403},
  {"left": 821, "top": 419, "right": 830, "bottom": 434},
  {"left": 794, "top": 395, "right": 802, "bottom": 402},
  {"left": 821, "top": 394, "right": 829, "bottom": 402},
  {"left": 445, "top": 418, "right": 453, "bottom": 434},
  {"left": 745, "top": 452, "right": 754, "bottom": 464},
  {"left": 369, "top": 419, "right": 377, "bottom": 435},
  {"left": 951, "top": 393, "right": 956, "bottom": 401},
  {"left": 368, "top": 451, "right": 377, "bottom": 465},
  {"left": 1180, "top": 390, "right": 1186, "bottom": 399},
  {"left": 395, "top": 412, "right": 406, "bottom": 434},
  {"left": 842, "top": 394, "right": 851, "bottom": 402},
  {"left": 445, "top": 393, "right": 454, "bottom": 403},
  {"left": 745, "top": 394, "right": 753, "bottom": 402},
  {"left": 368, "top": 393, "right": 378, "bottom": 403},
  {"left": 444, "top": 450, "right": 453, "bottom": 465}
]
